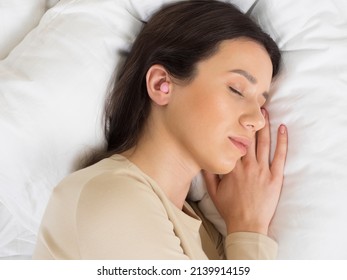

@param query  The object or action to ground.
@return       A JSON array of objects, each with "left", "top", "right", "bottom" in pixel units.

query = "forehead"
[{"left": 197, "top": 39, "right": 273, "bottom": 86}]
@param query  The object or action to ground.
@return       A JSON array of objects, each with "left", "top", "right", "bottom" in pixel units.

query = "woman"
[{"left": 33, "top": 0, "right": 287, "bottom": 259}]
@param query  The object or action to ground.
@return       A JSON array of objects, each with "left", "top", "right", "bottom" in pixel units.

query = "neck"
[{"left": 123, "top": 115, "right": 200, "bottom": 210}]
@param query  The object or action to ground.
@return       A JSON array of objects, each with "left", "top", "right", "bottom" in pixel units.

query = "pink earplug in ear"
[{"left": 160, "top": 82, "right": 169, "bottom": 93}]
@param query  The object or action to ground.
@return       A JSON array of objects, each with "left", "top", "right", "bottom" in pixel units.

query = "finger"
[
  {"left": 242, "top": 132, "right": 257, "bottom": 164},
  {"left": 270, "top": 124, "right": 288, "bottom": 177},
  {"left": 256, "top": 108, "right": 270, "bottom": 164},
  {"left": 231, "top": 158, "right": 243, "bottom": 173},
  {"left": 202, "top": 170, "right": 220, "bottom": 198}
]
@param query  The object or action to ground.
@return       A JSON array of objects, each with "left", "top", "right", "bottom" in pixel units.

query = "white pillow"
[
  {"left": 0, "top": 0, "right": 59, "bottom": 60},
  {"left": 0, "top": 0, "right": 255, "bottom": 259},
  {"left": 0, "top": 0, "right": 138, "bottom": 258},
  {"left": 192, "top": 0, "right": 347, "bottom": 259}
]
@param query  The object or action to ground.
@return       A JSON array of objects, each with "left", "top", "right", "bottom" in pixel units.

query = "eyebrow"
[
  {"left": 230, "top": 69, "right": 269, "bottom": 101},
  {"left": 230, "top": 69, "right": 257, "bottom": 84}
]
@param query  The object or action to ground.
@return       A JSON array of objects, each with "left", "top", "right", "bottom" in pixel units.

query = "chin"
[{"left": 213, "top": 158, "right": 238, "bottom": 175}]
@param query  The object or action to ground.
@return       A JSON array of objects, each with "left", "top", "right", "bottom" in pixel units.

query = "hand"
[{"left": 203, "top": 109, "right": 288, "bottom": 236}]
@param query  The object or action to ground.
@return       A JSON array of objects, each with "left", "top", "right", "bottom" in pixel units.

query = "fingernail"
[{"left": 279, "top": 124, "right": 286, "bottom": 134}]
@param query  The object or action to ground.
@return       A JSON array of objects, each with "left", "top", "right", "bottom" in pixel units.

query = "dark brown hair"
[{"left": 85, "top": 0, "right": 281, "bottom": 166}]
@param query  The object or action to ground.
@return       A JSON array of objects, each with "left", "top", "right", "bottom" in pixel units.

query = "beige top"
[{"left": 33, "top": 155, "right": 277, "bottom": 259}]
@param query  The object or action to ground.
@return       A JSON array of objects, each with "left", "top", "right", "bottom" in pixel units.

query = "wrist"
[{"left": 226, "top": 222, "right": 269, "bottom": 236}]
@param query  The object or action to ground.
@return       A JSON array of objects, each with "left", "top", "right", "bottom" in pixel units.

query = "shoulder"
[
  {"left": 54, "top": 155, "right": 160, "bottom": 206},
  {"left": 78, "top": 170, "right": 164, "bottom": 211},
  {"left": 74, "top": 169, "right": 186, "bottom": 259}
]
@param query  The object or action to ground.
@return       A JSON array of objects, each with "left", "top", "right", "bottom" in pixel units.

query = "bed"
[{"left": 1, "top": 0, "right": 347, "bottom": 260}]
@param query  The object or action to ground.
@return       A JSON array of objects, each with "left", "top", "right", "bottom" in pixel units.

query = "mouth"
[{"left": 228, "top": 137, "right": 251, "bottom": 155}]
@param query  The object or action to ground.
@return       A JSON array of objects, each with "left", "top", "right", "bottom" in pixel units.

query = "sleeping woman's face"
[{"left": 165, "top": 39, "right": 273, "bottom": 174}]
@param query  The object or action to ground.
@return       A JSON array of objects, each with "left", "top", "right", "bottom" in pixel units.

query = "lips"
[{"left": 228, "top": 137, "right": 251, "bottom": 155}]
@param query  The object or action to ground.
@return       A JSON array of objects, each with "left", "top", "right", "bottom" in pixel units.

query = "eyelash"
[{"left": 229, "top": 86, "right": 244, "bottom": 97}]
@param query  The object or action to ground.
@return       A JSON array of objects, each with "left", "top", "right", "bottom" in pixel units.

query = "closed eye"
[{"left": 229, "top": 86, "right": 243, "bottom": 97}]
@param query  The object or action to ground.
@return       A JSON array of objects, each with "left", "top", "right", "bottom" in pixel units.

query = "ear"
[{"left": 146, "top": 64, "right": 172, "bottom": 106}]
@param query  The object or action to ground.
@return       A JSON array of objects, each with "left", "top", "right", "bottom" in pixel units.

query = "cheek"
[
  {"left": 169, "top": 90, "right": 243, "bottom": 173},
  {"left": 169, "top": 83, "right": 241, "bottom": 142},
  {"left": 193, "top": 91, "right": 233, "bottom": 123}
]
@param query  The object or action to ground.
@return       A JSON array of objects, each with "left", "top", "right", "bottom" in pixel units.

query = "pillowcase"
[
  {"left": 0, "top": 0, "right": 255, "bottom": 259},
  {"left": 192, "top": 0, "right": 347, "bottom": 259},
  {"left": 0, "top": 0, "right": 137, "bottom": 258},
  {"left": 0, "top": 0, "right": 59, "bottom": 59},
  {"left": 255, "top": 0, "right": 347, "bottom": 259}
]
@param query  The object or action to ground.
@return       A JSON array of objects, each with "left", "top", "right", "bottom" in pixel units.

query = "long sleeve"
[
  {"left": 188, "top": 200, "right": 278, "bottom": 260},
  {"left": 224, "top": 232, "right": 278, "bottom": 260},
  {"left": 33, "top": 156, "right": 208, "bottom": 259}
]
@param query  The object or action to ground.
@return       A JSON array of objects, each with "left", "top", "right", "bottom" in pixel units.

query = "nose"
[{"left": 240, "top": 106, "right": 265, "bottom": 132}]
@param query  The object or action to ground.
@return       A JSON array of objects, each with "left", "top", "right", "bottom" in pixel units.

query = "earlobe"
[{"left": 146, "top": 64, "right": 172, "bottom": 106}]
